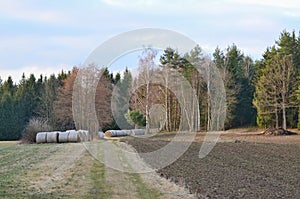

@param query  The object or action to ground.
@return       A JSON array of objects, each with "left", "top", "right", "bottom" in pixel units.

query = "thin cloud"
[
  {"left": 102, "top": 0, "right": 154, "bottom": 7},
  {"left": 0, "top": 34, "right": 97, "bottom": 74},
  {"left": 101, "top": 0, "right": 232, "bottom": 14},
  {"left": 231, "top": 0, "right": 300, "bottom": 9},
  {"left": 283, "top": 11, "right": 300, "bottom": 17},
  {"left": 0, "top": 0, "right": 71, "bottom": 24},
  {"left": 0, "top": 0, "right": 299, "bottom": 80},
  {"left": 236, "top": 17, "right": 279, "bottom": 31},
  {"left": 0, "top": 64, "right": 72, "bottom": 83}
]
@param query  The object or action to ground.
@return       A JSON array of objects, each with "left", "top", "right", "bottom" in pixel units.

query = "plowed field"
[{"left": 126, "top": 132, "right": 300, "bottom": 198}]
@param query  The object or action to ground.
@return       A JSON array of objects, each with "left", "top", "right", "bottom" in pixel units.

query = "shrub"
[
  {"left": 21, "top": 118, "right": 53, "bottom": 144},
  {"left": 124, "top": 109, "right": 146, "bottom": 129}
]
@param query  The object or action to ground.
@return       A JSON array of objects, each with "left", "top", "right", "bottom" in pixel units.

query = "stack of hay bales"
[
  {"left": 36, "top": 129, "right": 147, "bottom": 142},
  {"left": 36, "top": 130, "right": 90, "bottom": 143},
  {"left": 104, "top": 129, "right": 145, "bottom": 137},
  {"left": 36, "top": 132, "right": 60, "bottom": 143}
]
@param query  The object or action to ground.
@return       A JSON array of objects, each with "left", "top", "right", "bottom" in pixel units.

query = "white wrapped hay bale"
[
  {"left": 68, "top": 131, "right": 79, "bottom": 142},
  {"left": 98, "top": 131, "right": 104, "bottom": 139},
  {"left": 36, "top": 132, "right": 47, "bottom": 144},
  {"left": 105, "top": 130, "right": 129, "bottom": 137},
  {"left": 123, "top": 130, "right": 132, "bottom": 136},
  {"left": 104, "top": 130, "right": 113, "bottom": 137},
  {"left": 66, "top": 130, "right": 77, "bottom": 134},
  {"left": 58, "top": 131, "right": 69, "bottom": 143},
  {"left": 131, "top": 129, "right": 145, "bottom": 136},
  {"left": 46, "top": 132, "right": 59, "bottom": 143},
  {"left": 78, "top": 130, "right": 89, "bottom": 142}
]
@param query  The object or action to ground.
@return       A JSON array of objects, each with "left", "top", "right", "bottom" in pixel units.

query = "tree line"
[
  {"left": 0, "top": 72, "right": 67, "bottom": 140},
  {"left": 0, "top": 30, "right": 300, "bottom": 140}
]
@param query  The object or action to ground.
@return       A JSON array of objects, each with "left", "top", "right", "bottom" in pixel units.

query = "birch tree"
[{"left": 137, "top": 47, "right": 157, "bottom": 133}]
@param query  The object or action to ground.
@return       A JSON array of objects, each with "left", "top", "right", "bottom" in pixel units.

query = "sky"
[{"left": 1, "top": 0, "right": 300, "bottom": 82}]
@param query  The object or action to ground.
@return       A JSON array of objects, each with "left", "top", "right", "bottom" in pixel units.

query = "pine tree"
[
  {"left": 213, "top": 45, "right": 257, "bottom": 128},
  {"left": 115, "top": 72, "right": 121, "bottom": 84},
  {"left": 111, "top": 68, "right": 133, "bottom": 129},
  {"left": 95, "top": 68, "right": 114, "bottom": 131},
  {"left": 255, "top": 30, "right": 300, "bottom": 129},
  {"left": 213, "top": 47, "right": 239, "bottom": 128},
  {"left": 254, "top": 54, "right": 296, "bottom": 129},
  {"left": 37, "top": 74, "right": 60, "bottom": 126},
  {"left": 0, "top": 77, "right": 20, "bottom": 140}
]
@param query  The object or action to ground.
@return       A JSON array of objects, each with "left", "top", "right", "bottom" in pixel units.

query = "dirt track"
[
  {"left": 126, "top": 133, "right": 300, "bottom": 198},
  {"left": 0, "top": 141, "right": 194, "bottom": 198}
]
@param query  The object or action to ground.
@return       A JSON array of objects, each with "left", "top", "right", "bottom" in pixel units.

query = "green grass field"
[{"left": 0, "top": 141, "right": 161, "bottom": 199}]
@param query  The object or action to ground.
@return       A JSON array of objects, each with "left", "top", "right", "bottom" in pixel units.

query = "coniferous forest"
[{"left": 1, "top": 30, "right": 300, "bottom": 140}]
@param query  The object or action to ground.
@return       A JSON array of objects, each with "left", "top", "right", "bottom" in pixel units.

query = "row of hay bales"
[
  {"left": 36, "top": 130, "right": 89, "bottom": 144},
  {"left": 104, "top": 129, "right": 145, "bottom": 137}
]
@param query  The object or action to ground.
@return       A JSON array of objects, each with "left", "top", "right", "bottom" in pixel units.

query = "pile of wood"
[
  {"left": 104, "top": 129, "right": 145, "bottom": 137},
  {"left": 263, "top": 128, "right": 297, "bottom": 136},
  {"left": 36, "top": 130, "right": 90, "bottom": 144}
]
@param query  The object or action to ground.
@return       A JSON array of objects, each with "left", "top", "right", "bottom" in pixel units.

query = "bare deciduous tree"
[{"left": 136, "top": 47, "right": 157, "bottom": 133}]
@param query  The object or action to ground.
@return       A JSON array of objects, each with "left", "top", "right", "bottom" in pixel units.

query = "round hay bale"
[
  {"left": 68, "top": 131, "right": 79, "bottom": 142},
  {"left": 47, "top": 132, "right": 59, "bottom": 143},
  {"left": 123, "top": 130, "right": 132, "bottom": 136},
  {"left": 58, "top": 131, "right": 69, "bottom": 143},
  {"left": 105, "top": 130, "right": 112, "bottom": 137},
  {"left": 36, "top": 132, "right": 47, "bottom": 144},
  {"left": 105, "top": 130, "right": 129, "bottom": 137},
  {"left": 131, "top": 129, "right": 145, "bottom": 136},
  {"left": 66, "top": 130, "right": 77, "bottom": 133},
  {"left": 99, "top": 131, "right": 104, "bottom": 139}
]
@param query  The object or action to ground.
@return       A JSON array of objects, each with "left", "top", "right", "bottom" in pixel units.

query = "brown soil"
[
  {"left": 142, "top": 129, "right": 300, "bottom": 144},
  {"left": 125, "top": 131, "right": 300, "bottom": 198}
]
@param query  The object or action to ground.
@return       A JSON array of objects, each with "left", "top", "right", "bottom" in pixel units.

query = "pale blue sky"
[{"left": 1, "top": 0, "right": 300, "bottom": 82}]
